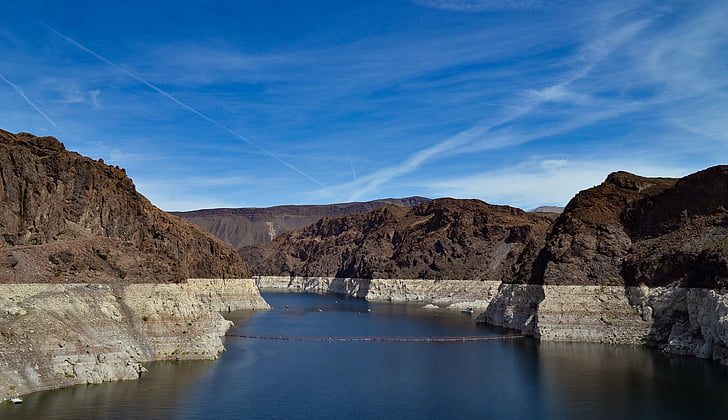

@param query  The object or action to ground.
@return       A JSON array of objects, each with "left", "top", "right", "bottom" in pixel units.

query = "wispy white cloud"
[
  {"left": 672, "top": 109, "right": 728, "bottom": 144},
  {"left": 1, "top": 0, "right": 726, "bottom": 209},
  {"left": 346, "top": 149, "right": 358, "bottom": 182},
  {"left": 321, "top": 15, "right": 651, "bottom": 201},
  {"left": 8, "top": 5, "right": 325, "bottom": 188},
  {"left": 419, "top": 157, "right": 691, "bottom": 210},
  {"left": 57, "top": 85, "right": 84, "bottom": 104},
  {"left": 0, "top": 72, "right": 58, "bottom": 128},
  {"left": 145, "top": 195, "right": 233, "bottom": 212},
  {"left": 313, "top": 1, "right": 728, "bottom": 203},
  {"left": 138, "top": 175, "right": 256, "bottom": 188},
  {"left": 346, "top": 126, "right": 489, "bottom": 200},
  {"left": 89, "top": 89, "right": 102, "bottom": 109},
  {"left": 136, "top": 175, "right": 261, "bottom": 211},
  {"left": 56, "top": 85, "right": 103, "bottom": 109}
]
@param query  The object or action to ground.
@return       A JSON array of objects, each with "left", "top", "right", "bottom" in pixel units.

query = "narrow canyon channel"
[{"left": 3, "top": 292, "right": 728, "bottom": 420}]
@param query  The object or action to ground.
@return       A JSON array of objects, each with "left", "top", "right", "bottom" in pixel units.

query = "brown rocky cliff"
[
  {"left": 537, "top": 166, "right": 728, "bottom": 288},
  {"left": 621, "top": 166, "right": 728, "bottom": 288},
  {"left": 0, "top": 130, "right": 249, "bottom": 282},
  {"left": 244, "top": 166, "right": 728, "bottom": 290},
  {"left": 536, "top": 172, "right": 676, "bottom": 286},
  {"left": 247, "top": 198, "right": 555, "bottom": 281}
]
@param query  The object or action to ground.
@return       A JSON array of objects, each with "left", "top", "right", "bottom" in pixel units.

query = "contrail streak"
[
  {"left": 1, "top": 1, "right": 324, "bottom": 187},
  {"left": 0, "top": 72, "right": 58, "bottom": 128},
  {"left": 346, "top": 149, "right": 357, "bottom": 181}
]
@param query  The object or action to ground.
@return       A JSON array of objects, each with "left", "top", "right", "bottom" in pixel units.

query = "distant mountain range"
[
  {"left": 531, "top": 206, "right": 564, "bottom": 213},
  {"left": 172, "top": 196, "right": 430, "bottom": 248},
  {"left": 246, "top": 198, "right": 556, "bottom": 280}
]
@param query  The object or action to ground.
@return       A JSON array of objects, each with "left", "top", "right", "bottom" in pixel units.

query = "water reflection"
[
  {"left": 2, "top": 360, "right": 214, "bottom": 420},
  {"left": 537, "top": 341, "right": 728, "bottom": 420},
  {"left": 2, "top": 292, "right": 728, "bottom": 420}
]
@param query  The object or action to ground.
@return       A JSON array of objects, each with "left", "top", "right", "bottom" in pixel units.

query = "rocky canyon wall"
[
  {"left": 0, "top": 131, "right": 274, "bottom": 400},
  {"left": 250, "top": 167, "right": 728, "bottom": 365},
  {"left": 0, "top": 130, "right": 250, "bottom": 283},
  {"left": 248, "top": 199, "right": 555, "bottom": 282}
]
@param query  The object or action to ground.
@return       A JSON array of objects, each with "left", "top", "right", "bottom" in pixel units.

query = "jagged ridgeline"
[
  {"left": 248, "top": 167, "right": 728, "bottom": 290},
  {"left": 172, "top": 196, "right": 431, "bottom": 248},
  {"left": 245, "top": 199, "right": 557, "bottom": 281},
  {"left": 538, "top": 168, "right": 728, "bottom": 289},
  {"left": 0, "top": 130, "right": 250, "bottom": 282}
]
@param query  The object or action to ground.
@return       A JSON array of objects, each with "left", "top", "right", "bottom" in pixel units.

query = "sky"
[{"left": 0, "top": 0, "right": 726, "bottom": 211}]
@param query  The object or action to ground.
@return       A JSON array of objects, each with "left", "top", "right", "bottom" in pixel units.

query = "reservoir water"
[{"left": 3, "top": 292, "right": 728, "bottom": 419}]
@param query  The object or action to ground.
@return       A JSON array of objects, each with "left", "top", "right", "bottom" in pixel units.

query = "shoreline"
[
  {"left": 255, "top": 275, "right": 728, "bottom": 365},
  {"left": 0, "top": 279, "right": 269, "bottom": 401},
  {"left": 5, "top": 275, "right": 728, "bottom": 401}
]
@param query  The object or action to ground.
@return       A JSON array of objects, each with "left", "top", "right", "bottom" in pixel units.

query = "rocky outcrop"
[
  {"left": 248, "top": 199, "right": 556, "bottom": 281},
  {"left": 520, "top": 285, "right": 728, "bottom": 364},
  {"left": 621, "top": 166, "right": 728, "bottom": 289},
  {"left": 0, "top": 130, "right": 250, "bottom": 283},
  {"left": 482, "top": 166, "right": 728, "bottom": 364},
  {"left": 0, "top": 279, "right": 269, "bottom": 400},
  {"left": 173, "top": 197, "right": 430, "bottom": 248},
  {"left": 537, "top": 171, "right": 676, "bottom": 287},
  {"left": 479, "top": 284, "right": 544, "bottom": 332},
  {"left": 0, "top": 130, "right": 270, "bottom": 399},
  {"left": 535, "top": 285, "right": 652, "bottom": 344}
]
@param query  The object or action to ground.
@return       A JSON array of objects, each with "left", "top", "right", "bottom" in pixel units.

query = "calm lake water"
[{"left": 3, "top": 292, "right": 728, "bottom": 419}]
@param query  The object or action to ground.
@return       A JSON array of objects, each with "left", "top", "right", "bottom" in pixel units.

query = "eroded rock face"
[
  {"left": 0, "top": 279, "right": 269, "bottom": 400},
  {"left": 537, "top": 172, "right": 676, "bottom": 286},
  {"left": 249, "top": 199, "right": 556, "bottom": 281},
  {"left": 499, "top": 166, "right": 728, "bottom": 363},
  {"left": 536, "top": 167, "right": 728, "bottom": 289},
  {"left": 622, "top": 166, "right": 728, "bottom": 289},
  {"left": 0, "top": 130, "right": 250, "bottom": 282},
  {"left": 479, "top": 283, "right": 544, "bottom": 333}
]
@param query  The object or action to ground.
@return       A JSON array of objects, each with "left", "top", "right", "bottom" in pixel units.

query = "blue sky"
[{"left": 1, "top": 0, "right": 726, "bottom": 211}]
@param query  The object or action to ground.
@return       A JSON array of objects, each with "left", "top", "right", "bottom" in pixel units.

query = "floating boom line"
[{"left": 225, "top": 334, "right": 527, "bottom": 343}]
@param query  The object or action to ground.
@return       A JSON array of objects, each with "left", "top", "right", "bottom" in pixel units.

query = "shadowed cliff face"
[
  {"left": 621, "top": 166, "right": 728, "bottom": 289},
  {"left": 0, "top": 130, "right": 250, "bottom": 283},
  {"left": 538, "top": 166, "right": 728, "bottom": 289},
  {"left": 172, "top": 197, "right": 430, "bottom": 248},
  {"left": 246, "top": 198, "right": 556, "bottom": 281},
  {"left": 536, "top": 172, "right": 677, "bottom": 286}
]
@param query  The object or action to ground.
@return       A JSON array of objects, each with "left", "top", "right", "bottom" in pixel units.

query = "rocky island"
[{"left": 0, "top": 131, "right": 269, "bottom": 401}]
